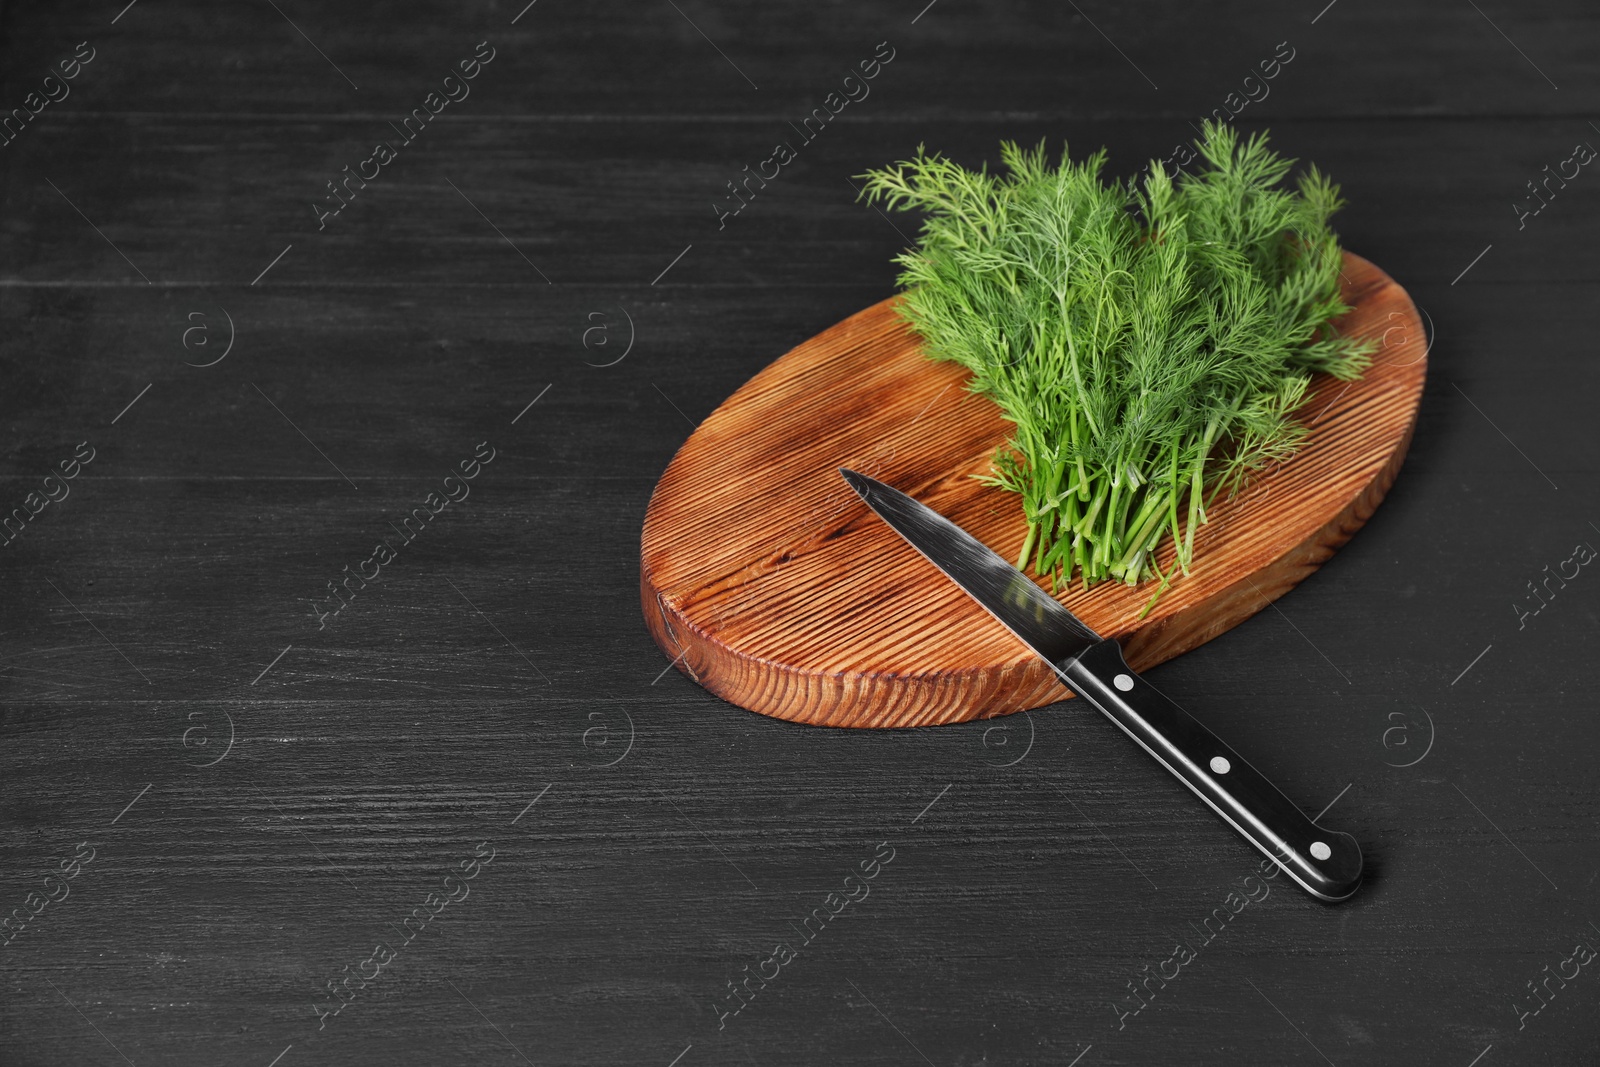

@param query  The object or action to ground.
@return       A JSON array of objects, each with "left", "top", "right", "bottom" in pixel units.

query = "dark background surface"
[{"left": 1, "top": 1, "right": 1597, "bottom": 1064}]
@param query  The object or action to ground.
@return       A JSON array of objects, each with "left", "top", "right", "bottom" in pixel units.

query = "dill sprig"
[{"left": 858, "top": 121, "right": 1373, "bottom": 597}]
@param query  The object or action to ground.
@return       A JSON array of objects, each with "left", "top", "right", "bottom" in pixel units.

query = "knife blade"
[{"left": 840, "top": 468, "right": 1363, "bottom": 902}]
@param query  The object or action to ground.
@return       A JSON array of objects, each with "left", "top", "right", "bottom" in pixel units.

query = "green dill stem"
[
  {"left": 1101, "top": 477, "right": 1123, "bottom": 573},
  {"left": 1015, "top": 521, "right": 1038, "bottom": 573},
  {"left": 1166, "top": 447, "right": 1183, "bottom": 556},
  {"left": 1120, "top": 490, "right": 1171, "bottom": 572},
  {"left": 1077, "top": 489, "right": 1104, "bottom": 561}
]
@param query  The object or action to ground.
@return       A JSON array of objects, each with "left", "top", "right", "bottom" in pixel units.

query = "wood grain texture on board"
[{"left": 641, "top": 253, "right": 1427, "bottom": 728}]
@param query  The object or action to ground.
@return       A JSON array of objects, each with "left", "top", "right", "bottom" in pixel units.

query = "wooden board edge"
[
  {"left": 641, "top": 402, "right": 1418, "bottom": 729},
  {"left": 641, "top": 260, "right": 1428, "bottom": 728}
]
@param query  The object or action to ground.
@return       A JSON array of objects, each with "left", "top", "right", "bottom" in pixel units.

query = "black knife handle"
[{"left": 1060, "top": 640, "right": 1363, "bottom": 902}]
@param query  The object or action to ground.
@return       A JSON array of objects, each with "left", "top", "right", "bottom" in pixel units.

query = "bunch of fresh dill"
[{"left": 858, "top": 121, "right": 1373, "bottom": 597}]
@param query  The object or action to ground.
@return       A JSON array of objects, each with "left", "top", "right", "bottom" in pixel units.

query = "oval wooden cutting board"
[{"left": 642, "top": 252, "right": 1426, "bottom": 728}]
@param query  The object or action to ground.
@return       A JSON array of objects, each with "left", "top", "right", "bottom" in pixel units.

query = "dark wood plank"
[{"left": 2, "top": 1, "right": 1599, "bottom": 1065}]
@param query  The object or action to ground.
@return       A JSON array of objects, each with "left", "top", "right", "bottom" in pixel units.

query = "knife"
[{"left": 840, "top": 468, "right": 1363, "bottom": 902}]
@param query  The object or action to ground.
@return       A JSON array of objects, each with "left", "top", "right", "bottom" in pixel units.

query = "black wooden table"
[{"left": 2, "top": 2, "right": 1596, "bottom": 1064}]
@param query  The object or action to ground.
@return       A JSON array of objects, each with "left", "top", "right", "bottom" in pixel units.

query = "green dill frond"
[{"left": 857, "top": 120, "right": 1375, "bottom": 592}]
